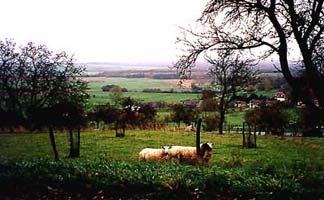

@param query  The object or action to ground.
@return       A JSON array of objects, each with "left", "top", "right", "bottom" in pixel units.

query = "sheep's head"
[
  {"left": 201, "top": 143, "right": 213, "bottom": 162},
  {"left": 161, "top": 146, "right": 172, "bottom": 155}
]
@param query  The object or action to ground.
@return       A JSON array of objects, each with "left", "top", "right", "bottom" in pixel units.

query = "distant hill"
[
  {"left": 81, "top": 62, "right": 171, "bottom": 72},
  {"left": 82, "top": 60, "right": 298, "bottom": 74}
]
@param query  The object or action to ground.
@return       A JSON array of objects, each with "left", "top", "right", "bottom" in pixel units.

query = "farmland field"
[
  {"left": 255, "top": 88, "right": 278, "bottom": 97},
  {"left": 85, "top": 77, "right": 200, "bottom": 104},
  {"left": 86, "top": 77, "right": 183, "bottom": 91},
  {"left": 89, "top": 91, "right": 200, "bottom": 104}
]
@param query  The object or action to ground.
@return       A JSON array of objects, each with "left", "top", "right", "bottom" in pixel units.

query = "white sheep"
[
  {"left": 168, "top": 143, "right": 213, "bottom": 164},
  {"left": 138, "top": 146, "right": 171, "bottom": 161}
]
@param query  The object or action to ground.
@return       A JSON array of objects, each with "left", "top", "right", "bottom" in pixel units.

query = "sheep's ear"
[{"left": 202, "top": 143, "right": 212, "bottom": 151}]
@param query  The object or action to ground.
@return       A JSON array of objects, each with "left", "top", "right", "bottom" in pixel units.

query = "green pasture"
[
  {"left": 0, "top": 131, "right": 323, "bottom": 169},
  {"left": 255, "top": 89, "right": 278, "bottom": 97},
  {"left": 86, "top": 77, "right": 199, "bottom": 104},
  {"left": 0, "top": 131, "right": 323, "bottom": 199},
  {"left": 87, "top": 78, "right": 180, "bottom": 92},
  {"left": 89, "top": 91, "right": 200, "bottom": 104},
  {"left": 225, "top": 111, "right": 245, "bottom": 125}
]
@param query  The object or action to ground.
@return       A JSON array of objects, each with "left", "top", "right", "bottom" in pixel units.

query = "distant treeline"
[
  {"left": 97, "top": 73, "right": 180, "bottom": 79},
  {"left": 102, "top": 85, "right": 128, "bottom": 92},
  {"left": 142, "top": 88, "right": 201, "bottom": 94},
  {"left": 94, "top": 70, "right": 210, "bottom": 80}
]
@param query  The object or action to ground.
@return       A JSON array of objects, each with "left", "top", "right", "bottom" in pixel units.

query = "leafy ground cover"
[{"left": 0, "top": 131, "right": 323, "bottom": 199}]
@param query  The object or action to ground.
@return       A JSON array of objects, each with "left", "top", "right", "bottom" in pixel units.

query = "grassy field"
[
  {"left": 85, "top": 77, "right": 279, "bottom": 105},
  {"left": 89, "top": 91, "right": 200, "bottom": 104},
  {"left": 255, "top": 88, "right": 278, "bottom": 97},
  {"left": 86, "top": 77, "right": 182, "bottom": 91},
  {"left": 0, "top": 130, "right": 323, "bottom": 167},
  {"left": 85, "top": 77, "right": 200, "bottom": 104},
  {"left": 0, "top": 131, "right": 323, "bottom": 199}
]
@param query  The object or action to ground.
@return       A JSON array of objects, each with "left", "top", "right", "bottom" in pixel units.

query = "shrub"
[
  {"left": 244, "top": 102, "right": 290, "bottom": 135},
  {"left": 170, "top": 104, "right": 199, "bottom": 127},
  {"left": 202, "top": 114, "right": 220, "bottom": 131}
]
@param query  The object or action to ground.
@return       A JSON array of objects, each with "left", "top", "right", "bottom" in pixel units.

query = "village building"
[
  {"left": 233, "top": 100, "right": 248, "bottom": 109},
  {"left": 248, "top": 99, "right": 263, "bottom": 108},
  {"left": 272, "top": 91, "right": 287, "bottom": 102}
]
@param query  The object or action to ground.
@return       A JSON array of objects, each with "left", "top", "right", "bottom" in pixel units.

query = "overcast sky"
[{"left": 0, "top": 0, "right": 208, "bottom": 64}]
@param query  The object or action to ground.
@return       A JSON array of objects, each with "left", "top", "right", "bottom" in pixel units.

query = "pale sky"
[{"left": 0, "top": 0, "right": 208, "bottom": 64}]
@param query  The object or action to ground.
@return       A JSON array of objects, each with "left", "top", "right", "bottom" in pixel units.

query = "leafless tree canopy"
[
  {"left": 206, "top": 50, "right": 258, "bottom": 134},
  {"left": 0, "top": 39, "right": 88, "bottom": 114},
  {"left": 175, "top": 0, "right": 324, "bottom": 125}
]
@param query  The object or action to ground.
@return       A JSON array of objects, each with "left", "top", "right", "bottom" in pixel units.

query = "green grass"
[
  {"left": 89, "top": 91, "right": 199, "bottom": 104},
  {"left": 86, "top": 77, "right": 199, "bottom": 104},
  {"left": 87, "top": 78, "right": 180, "bottom": 92},
  {"left": 255, "top": 89, "right": 278, "bottom": 97},
  {"left": 0, "top": 131, "right": 323, "bottom": 168},
  {"left": 0, "top": 131, "right": 323, "bottom": 199},
  {"left": 226, "top": 111, "right": 245, "bottom": 125}
]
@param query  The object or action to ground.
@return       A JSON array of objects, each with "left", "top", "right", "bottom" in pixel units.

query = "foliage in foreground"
[{"left": 0, "top": 159, "right": 323, "bottom": 200}]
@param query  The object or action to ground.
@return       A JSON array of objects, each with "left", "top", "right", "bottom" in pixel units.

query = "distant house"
[
  {"left": 248, "top": 99, "right": 263, "bottom": 108},
  {"left": 233, "top": 100, "right": 248, "bottom": 109},
  {"left": 273, "top": 92, "right": 287, "bottom": 102}
]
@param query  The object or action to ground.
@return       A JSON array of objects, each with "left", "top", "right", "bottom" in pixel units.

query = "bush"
[
  {"left": 202, "top": 114, "right": 220, "bottom": 131},
  {"left": 244, "top": 102, "right": 290, "bottom": 135},
  {"left": 142, "top": 88, "right": 161, "bottom": 93},
  {"left": 170, "top": 104, "right": 199, "bottom": 127},
  {"left": 102, "top": 85, "right": 127, "bottom": 92}
]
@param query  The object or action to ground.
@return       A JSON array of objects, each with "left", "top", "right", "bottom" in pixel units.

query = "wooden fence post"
[
  {"left": 196, "top": 118, "right": 202, "bottom": 156},
  {"left": 248, "top": 123, "right": 251, "bottom": 148},
  {"left": 242, "top": 122, "right": 246, "bottom": 147},
  {"left": 254, "top": 124, "right": 257, "bottom": 148}
]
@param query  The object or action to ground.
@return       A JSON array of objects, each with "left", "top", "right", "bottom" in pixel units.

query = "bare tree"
[
  {"left": 175, "top": 0, "right": 324, "bottom": 132},
  {"left": 0, "top": 39, "right": 89, "bottom": 160},
  {"left": 206, "top": 50, "right": 258, "bottom": 134}
]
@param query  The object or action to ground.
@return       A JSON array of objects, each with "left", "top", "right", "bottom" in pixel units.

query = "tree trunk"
[
  {"left": 49, "top": 126, "right": 59, "bottom": 160},
  {"left": 248, "top": 124, "right": 251, "bottom": 148},
  {"left": 219, "top": 109, "right": 225, "bottom": 135},
  {"left": 196, "top": 118, "right": 202, "bottom": 156},
  {"left": 76, "top": 127, "right": 81, "bottom": 157},
  {"left": 242, "top": 122, "right": 246, "bottom": 147},
  {"left": 69, "top": 128, "right": 74, "bottom": 157},
  {"left": 254, "top": 125, "right": 257, "bottom": 148},
  {"left": 69, "top": 127, "right": 81, "bottom": 158}
]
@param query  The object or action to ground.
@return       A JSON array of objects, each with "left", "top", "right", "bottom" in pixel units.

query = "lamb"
[
  {"left": 168, "top": 143, "right": 213, "bottom": 164},
  {"left": 138, "top": 146, "right": 171, "bottom": 161}
]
